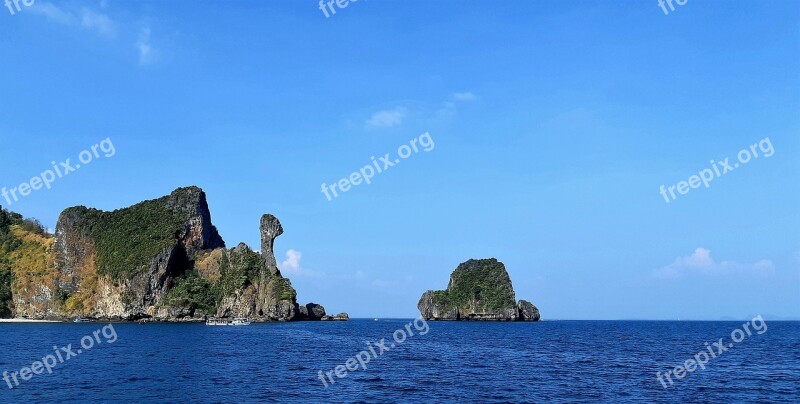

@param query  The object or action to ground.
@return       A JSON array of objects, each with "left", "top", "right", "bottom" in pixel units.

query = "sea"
[{"left": 0, "top": 319, "right": 798, "bottom": 403}]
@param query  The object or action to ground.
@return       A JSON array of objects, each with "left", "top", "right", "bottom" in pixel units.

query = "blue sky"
[{"left": 1, "top": 0, "right": 798, "bottom": 320}]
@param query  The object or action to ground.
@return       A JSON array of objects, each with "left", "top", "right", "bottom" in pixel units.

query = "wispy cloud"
[
  {"left": 365, "top": 107, "right": 408, "bottom": 129},
  {"left": 653, "top": 248, "right": 774, "bottom": 279},
  {"left": 280, "top": 249, "right": 324, "bottom": 277},
  {"left": 136, "top": 26, "right": 158, "bottom": 66},
  {"left": 29, "top": 3, "right": 116, "bottom": 38},
  {"left": 436, "top": 91, "right": 478, "bottom": 120},
  {"left": 80, "top": 7, "right": 116, "bottom": 38},
  {"left": 435, "top": 101, "right": 457, "bottom": 120},
  {"left": 28, "top": 2, "right": 161, "bottom": 66},
  {"left": 452, "top": 91, "right": 478, "bottom": 102},
  {"left": 29, "top": 2, "right": 73, "bottom": 25},
  {"left": 365, "top": 92, "right": 477, "bottom": 129}
]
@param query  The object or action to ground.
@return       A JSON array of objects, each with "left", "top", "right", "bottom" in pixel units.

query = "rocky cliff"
[
  {"left": 418, "top": 258, "right": 540, "bottom": 321},
  {"left": 0, "top": 186, "right": 346, "bottom": 322},
  {"left": 0, "top": 209, "right": 53, "bottom": 319}
]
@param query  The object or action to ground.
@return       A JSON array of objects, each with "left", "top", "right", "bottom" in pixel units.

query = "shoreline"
[{"left": 0, "top": 318, "right": 61, "bottom": 323}]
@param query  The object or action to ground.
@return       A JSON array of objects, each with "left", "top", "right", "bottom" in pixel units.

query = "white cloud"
[
  {"left": 364, "top": 92, "right": 476, "bottom": 129},
  {"left": 29, "top": 2, "right": 74, "bottom": 25},
  {"left": 80, "top": 7, "right": 116, "bottom": 38},
  {"left": 435, "top": 101, "right": 457, "bottom": 120},
  {"left": 29, "top": 3, "right": 116, "bottom": 37},
  {"left": 136, "top": 26, "right": 158, "bottom": 66},
  {"left": 452, "top": 92, "right": 477, "bottom": 102},
  {"left": 28, "top": 3, "right": 162, "bottom": 66},
  {"left": 280, "top": 249, "right": 323, "bottom": 277},
  {"left": 281, "top": 249, "right": 302, "bottom": 273},
  {"left": 365, "top": 107, "right": 407, "bottom": 129},
  {"left": 654, "top": 248, "right": 774, "bottom": 279},
  {"left": 434, "top": 91, "right": 477, "bottom": 121}
]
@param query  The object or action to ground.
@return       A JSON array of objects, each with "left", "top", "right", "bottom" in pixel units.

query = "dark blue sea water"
[{"left": 0, "top": 320, "right": 798, "bottom": 403}]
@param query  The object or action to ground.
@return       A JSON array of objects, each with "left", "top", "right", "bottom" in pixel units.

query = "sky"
[{"left": 1, "top": 0, "right": 798, "bottom": 320}]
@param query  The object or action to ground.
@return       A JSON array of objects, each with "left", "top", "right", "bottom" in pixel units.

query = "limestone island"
[
  {"left": 418, "top": 258, "right": 540, "bottom": 321},
  {"left": 0, "top": 186, "right": 347, "bottom": 322}
]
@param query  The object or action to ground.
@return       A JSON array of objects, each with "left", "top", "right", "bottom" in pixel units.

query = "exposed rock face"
[
  {"left": 1, "top": 209, "right": 56, "bottom": 319},
  {"left": 305, "top": 303, "right": 326, "bottom": 320},
  {"left": 296, "top": 304, "right": 309, "bottom": 319},
  {"left": 207, "top": 242, "right": 298, "bottom": 321},
  {"left": 517, "top": 300, "right": 540, "bottom": 321},
  {"left": 260, "top": 214, "right": 283, "bottom": 276},
  {"left": 0, "top": 208, "right": 15, "bottom": 318},
  {"left": 3, "top": 187, "right": 345, "bottom": 322},
  {"left": 418, "top": 258, "right": 540, "bottom": 322},
  {"left": 44, "top": 186, "right": 225, "bottom": 320},
  {"left": 319, "top": 313, "right": 348, "bottom": 321},
  {"left": 418, "top": 291, "right": 459, "bottom": 320},
  {"left": 295, "top": 303, "right": 349, "bottom": 321}
]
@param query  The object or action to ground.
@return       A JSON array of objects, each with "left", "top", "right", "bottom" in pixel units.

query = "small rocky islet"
[{"left": 418, "top": 258, "right": 540, "bottom": 321}]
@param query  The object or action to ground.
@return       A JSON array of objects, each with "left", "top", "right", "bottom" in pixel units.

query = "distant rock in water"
[
  {"left": 300, "top": 303, "right": 326, "bottom": 320},
  {"left": 418, "top": 258, "right": 540, "bottom": 321},
  {"left": 1, "top": 186, "right": 347, "bottom": 322},
  {"left": 321, "top": 313, "right": 349, "bottom": 321},
  {"left": 517, "top": 299, "right": 540, "bottom": 321}
]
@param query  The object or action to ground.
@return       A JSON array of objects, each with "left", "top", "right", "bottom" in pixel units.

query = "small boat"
[
  {"left": 205, "top": 318, "right": 251, "bottom": 326},
  {"left": 374, "top": 318, "right": 379, "bottom": 321},
  {"left": 73, "top": 317, "right": 91, "bottom": 323}
]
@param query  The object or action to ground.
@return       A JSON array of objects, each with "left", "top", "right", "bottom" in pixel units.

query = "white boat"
[
  {"left": 205, "top": 318, "right": 251, "bottom": 326},
  {"left": 73, "top": 317, "right": 91, "bottom": 323}
]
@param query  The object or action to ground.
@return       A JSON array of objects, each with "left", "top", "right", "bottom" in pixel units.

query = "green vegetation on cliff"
[
  {"left": 65, "top": 188, "right": 202, "bottom": 280},
  {"left": 272, "top": 277, "right": 297, "bottom": 302},
  {"left": 0, "top": 208, "right": 52, "bottom": 317},
  {"left": 0, "top": 209, "right": 16, "bottom": 317},
  {"left": 163, "top": 271, "right": 217, "bottom": 314},
  {"left": 164, "top": 244, "right": 297, "bottom": 315},
  {"left": 2, "top": 186, "right": 306, "bottom": 321},
  {"left": 0, "top": 210, "right": 13, "bottom": 317},
  {"left": 431, "top": 259, "right": 516, "bottom": 312},
  {"left": 215, "top": 246, "right": 260, "bottom": 297},
  {"left": 0, "top": 267, "right": 11, "bottom": 317}
]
